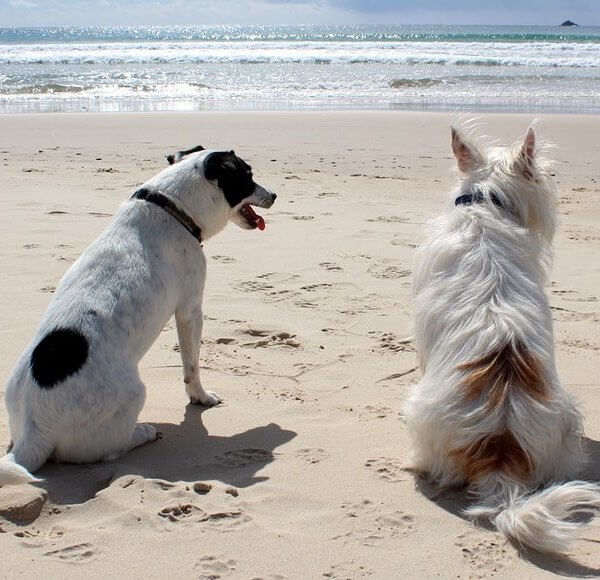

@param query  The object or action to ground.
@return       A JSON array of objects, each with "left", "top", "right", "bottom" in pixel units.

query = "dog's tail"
[
  {"left": 454, "top": 339, "right": 600, "bottom": 552},
  {"left": 466, "top": 480, "right": 600, "bottom": 553}
]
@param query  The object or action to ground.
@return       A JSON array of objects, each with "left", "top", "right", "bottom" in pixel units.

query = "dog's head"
[
  {"left": 450, "top": 125, "right": 556, "bottom": 244},
  {"left": 163, "top": 146, "right": 277, "bottom": 235}
]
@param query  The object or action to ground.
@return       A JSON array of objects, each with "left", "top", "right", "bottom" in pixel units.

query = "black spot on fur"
[
  {"left": 166, "top": 145, "right": 205, "bottom": 165},
  {"left": 31, "top": 328, "right": 89, "bottom": 389},
  {"left": 204, "top": 151, "right": 256, "bottom": 208}
]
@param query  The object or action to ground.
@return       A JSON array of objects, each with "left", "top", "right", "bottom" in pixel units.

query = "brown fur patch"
[
  {"left": 458, "top": 340, "right": 549, "bottom": 411},
  {"left": 450, "top": 431, "right": 533, "bottom": 483}
]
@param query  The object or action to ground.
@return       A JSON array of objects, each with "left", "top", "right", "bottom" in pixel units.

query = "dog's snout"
[{"left": 271, "top": 193, "right": 277, "bottom": 201}]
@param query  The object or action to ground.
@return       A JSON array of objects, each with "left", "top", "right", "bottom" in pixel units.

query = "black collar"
[
  {"left": 132, "top": 188, "right": 202, "bottom": 244},
  {"left": 455, "top": 190, "right": 504, "bottom": 209}
]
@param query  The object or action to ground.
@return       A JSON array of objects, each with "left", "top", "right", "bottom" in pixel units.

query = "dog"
[
  {"left": 0, "top": 146, "right": 276, "bottom": 485},
  {"left": 405, "top": 125, "right": 600, "bottom": 553}
]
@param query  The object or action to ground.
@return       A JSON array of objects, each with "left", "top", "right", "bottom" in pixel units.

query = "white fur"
[
  {"left": 1, "top": 149, "right": 276, "bottom": 485},
  {"left": 405, "top": 125, "right": 600, "bottom": 553}
]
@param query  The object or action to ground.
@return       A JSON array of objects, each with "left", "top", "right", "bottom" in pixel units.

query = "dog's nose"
[{"left": 271, "top": 193, "right": 277, "bottom": 201}]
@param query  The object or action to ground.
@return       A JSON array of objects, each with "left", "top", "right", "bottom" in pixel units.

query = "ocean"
[{"left": 1, "top": 24, "right": 599, "bottom": 114}]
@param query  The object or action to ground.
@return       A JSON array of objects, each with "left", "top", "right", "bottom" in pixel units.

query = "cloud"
[
  {"left": 0, "top": 0, "right": 597, "bottom": 26},
  {"left": 8, "top": 0, "right": 39, "bottom": 8}
]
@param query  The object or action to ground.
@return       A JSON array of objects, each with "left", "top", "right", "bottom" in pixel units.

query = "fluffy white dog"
[
  {"left": 0, "top": 146, "right": 276, "bottom": 485},
  {"left": 405, "top": 125, "right": 600, "bottom": 553}
]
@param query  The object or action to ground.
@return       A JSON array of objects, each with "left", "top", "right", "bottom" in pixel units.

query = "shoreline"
[
  {"left": 2, "top": 103, "right": 600, "bottom": 116},
  {"left": 2, "top": 107, "right": 600, "bottom": 119}
]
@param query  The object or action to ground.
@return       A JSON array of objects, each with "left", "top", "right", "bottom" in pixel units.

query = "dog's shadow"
[
  {"left": 37, "top": 403, "right": 296, "bottom": 505},
  {"left": 415, "top": 437, "right": 600, "bottom": 577}
]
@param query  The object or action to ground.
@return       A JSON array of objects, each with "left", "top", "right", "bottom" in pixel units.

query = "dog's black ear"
[
  {"left": 204, "top": 151, "right": 234, "bottom": 181},
  {"left": 204, "top": 151, "right": 254, "bottom": 207},
  {"left": 166, "top": 145, "right": 205, "bottom": 165}
]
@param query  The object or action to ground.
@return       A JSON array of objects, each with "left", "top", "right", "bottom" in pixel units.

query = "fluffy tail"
[
  {"left": 0, "top": 452, "right": 41, "bottom": 486},
  {"left": 467, "top": 481, "right": 600, "bottom": 553}
]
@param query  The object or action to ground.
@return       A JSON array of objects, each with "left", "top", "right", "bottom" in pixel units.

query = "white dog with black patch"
[
  {"left": 405, "top": 125, "right": 600, "bottom": 553},
  {"left": 0, "top": 146, "right": 276, "bottom": 485}
]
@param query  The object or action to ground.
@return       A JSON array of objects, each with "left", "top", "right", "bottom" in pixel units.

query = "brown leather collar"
[{"left": 132, "top": 188, "right": 202, "bottom": 244}]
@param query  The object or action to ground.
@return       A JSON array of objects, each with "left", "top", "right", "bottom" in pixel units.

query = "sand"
[{"left": 0, "top": 111, "right": 599, "bottom": 578}]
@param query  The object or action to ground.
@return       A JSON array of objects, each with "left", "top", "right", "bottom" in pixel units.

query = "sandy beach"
[{"left": 0, "top": 111, "right": 599, "bottom": 578}]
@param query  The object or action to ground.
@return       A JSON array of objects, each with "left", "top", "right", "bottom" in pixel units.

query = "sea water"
[{"left": 1, "top": 24, "right": 599, "bottom": 114}]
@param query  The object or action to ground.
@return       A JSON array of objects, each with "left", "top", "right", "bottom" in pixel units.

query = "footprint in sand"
[
  {"left": 256, "top": 272, "right": 301, "bottom": 282},
  {"left": 374, "top": 511, "right": 415, "bottom": 537},
  {"left": 88, "top": 212, "right": 112, "bottom": 217},
  {"left": 241, "top": 327, "right": 271, "bottom": 337},
  {"left": 370, "top": 332, "right": 415, "bottom": 353},
  {"left": 559, "top": 337, "right": 599, "bottom": 351},
  {"left": 455, "top": 531, "right": 512, "bottom": 579},
  {"left": 195, "top": 555, "right": 237, "bottom": 578},
  {"left": 158, "top": 503, "right": 205, "bottom": 523},
  {"left": 359, "top": 405, "right": 394, "bottom": 421},
  {"left": 242, "top": 332, "right": 300, "bottom": 349},
  {"left": 366, "top": 216, "right": 410, "bottom": 224},
  {"left": 367, "top": 263, "right": 411, "bottom": 280},
  {"left": 43, "top": 542, "right": 98, "bottom": 563},
  {"left": 323, "top": 562, "right": 373, "bottom": 578},
  {"left": 295, "top": 448, "right": 329, "bottom": 464},
  {"left": 300, "top": 283, "right": 332, "bottom": 292},
  {"left": 215, "top": 337, "right": 237, "bottom": 345},
  {"left": 565, "top": 230, "right": 600, "bottom": 242},
  {"left": 391, "top": 234, "right": 418, "bottom": 248},
  {"left": 334, "top": 499, "right": 415, "bottom": 546},
  {"left": 212, "top": 255, "right": 237, "bottom": 263},
  {"left": 550, "top": 306, "right": 599, "bottom": 323},
  {"left": 39, "top": 286, "right": 56, "bottom": 293},
  {"left": 23, "top": 243, "right": 39, "bottom": 249},
  {"left": 52, "top": 254, "right": 75, "bottom": 263},
  {"left": 202, "top": 510, "right": 251, "bottom": 531},
  {"left": 158, "top": 504, "right": 249, "bottom": 530},
  {"left": 291, "top": 215, "right": 315, "bottom": 220},
  {"left": 262, "top": 289, "right": 300, "bottom": 304},
  {"left": 551, "top": 289, "right": 598, "bottom": 303},
  {"left": 319, "top": 262, "right": 343, "bottom": 271},
  {"left": 364, "top": 457, "right": 406, "bottom": 483},
  {"left": 233, "top": 280, "right": 274, "bottom": 293},
  {"left": 213, "top": 448, "right": 274, "bottom": 468}
]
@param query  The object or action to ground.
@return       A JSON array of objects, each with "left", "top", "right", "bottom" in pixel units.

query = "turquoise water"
[{"left": 1, "top": 25, "right": 599, "bottom": 113}]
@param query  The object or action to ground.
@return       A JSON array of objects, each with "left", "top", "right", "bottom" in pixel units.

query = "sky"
[{"left": 1, "top": 0, "right": 598, "bottom": 27}]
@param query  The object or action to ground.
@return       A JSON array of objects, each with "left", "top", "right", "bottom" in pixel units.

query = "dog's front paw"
[
  {"left": 199, "top": 390, "right": 222, "bottom": 407},
  {"left": 186, "top": 384, "right": 223, "bottom": 407}
]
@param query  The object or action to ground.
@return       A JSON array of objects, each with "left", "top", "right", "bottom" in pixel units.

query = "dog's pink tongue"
[{"left": 244, "top": 204, "right": 265, "bottom": 231}]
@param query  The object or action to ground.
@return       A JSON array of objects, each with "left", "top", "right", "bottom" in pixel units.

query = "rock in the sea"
[
  {"left": 560, "top": 20, "right": 578, "bottom": 26},
  {"left": 0, "top": 485, "right": 47, "bottom": 524}
]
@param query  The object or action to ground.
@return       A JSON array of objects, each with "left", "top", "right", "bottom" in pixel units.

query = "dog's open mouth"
[{"left": 240, "top": 204, "right": 265, "bottom": 231}]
